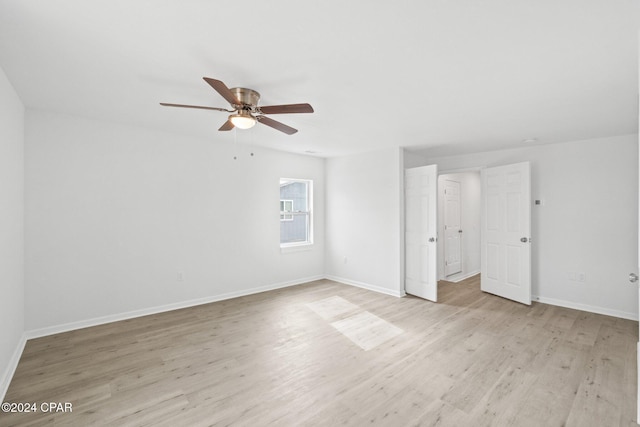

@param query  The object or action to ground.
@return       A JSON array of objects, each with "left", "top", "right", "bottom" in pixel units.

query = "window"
[
  {"left": 280, "top": 178, "right": 312, "bottom": 246},
  {"left": 280, "top": 200, "right": 293, "bottom": 221}
]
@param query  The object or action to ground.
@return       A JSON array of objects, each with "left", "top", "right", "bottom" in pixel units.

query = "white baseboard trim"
[
  {"left": 533, "top": 294, "right": 638, "bottom": 321},
  {"left": 324, "top": 275, "right": 405, "bottom": 298},
  {"left": 446, "top": 270, "right": 480, "bottom": 283},
  {"left": 0, "top": 333, "right": 27, "bottom": 402},
  {"left": 26, "top": 275, "right": 324, "bottom": 340}
]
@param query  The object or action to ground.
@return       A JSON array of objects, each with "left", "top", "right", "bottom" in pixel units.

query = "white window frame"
[
  {"left": 279, "top": 178, "right": 313, "bottom": 248},
  {"left": 280, "top": 199, "right": 294, "bottom": 221}
]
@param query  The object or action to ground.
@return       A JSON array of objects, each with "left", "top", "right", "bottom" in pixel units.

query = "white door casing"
[
  {"left": 444, "top": 179, "right": 462, "bottom": 277},
  {"left": 481, "top": 162, "right": 532, "bottom": 305},
  {"left": 405, "top": 165, "right": 438, "bottom": 302}
]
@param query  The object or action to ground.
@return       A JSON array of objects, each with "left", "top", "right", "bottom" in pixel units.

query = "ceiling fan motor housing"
[{"left": 230, "top": 87, "right": 260, "bottom": 111}]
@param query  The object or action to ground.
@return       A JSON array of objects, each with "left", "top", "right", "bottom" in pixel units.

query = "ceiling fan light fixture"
[
  {"left": 229, "top": 112, "right": 256, "bottom": 129},
  {"left": 162, "top": 77, "right": 313, "bottom": 134}
]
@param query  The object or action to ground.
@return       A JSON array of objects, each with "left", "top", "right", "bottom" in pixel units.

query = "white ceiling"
[{"left": 0, "top": 0, "right": 638, "bottom": 158}]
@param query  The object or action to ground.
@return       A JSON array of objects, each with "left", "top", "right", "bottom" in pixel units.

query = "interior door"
[
  {"left": 481, "top": 162, "right": 531, "bottom": 305},
  {"left": 637, "top": 98, "right": 639, "bottom": 422},
  {"left": 444, "top": 179, "right": 462, "bottom": 277},
  {"left": 405, "top": 164, "right": 438, "bottom": 302}
]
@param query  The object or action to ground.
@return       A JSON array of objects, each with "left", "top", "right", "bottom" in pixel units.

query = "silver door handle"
[
  {"left": 458, "top": 230, "right": 463, "bottom": 233},
  {"left": 429, "top": 237, "right": 435, "bottom": 242},
  {"left": 630, "top": 273, "right": 638, "bottom": 283},
  {"left": 520, "top": 237, "right": 529, "bottom": 243}
]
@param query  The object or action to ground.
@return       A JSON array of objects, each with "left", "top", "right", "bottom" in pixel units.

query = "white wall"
[
  {"left": 437, "top": 172, "right": 481, "bottom": 281},
  {"left": 24, "top": 110, "right": 325, "bottom": 332},
  {"left": 0, "top": 66, "right": 25, "bottom": 398},
  {"left": 403, "top": 150, "right": 428, "bottom": 169},
  {"left": 325, "top": 147, "right": 404, "bottom": 296},
  {"left": 415, "top": 135, "right": 639, "bottom": 319}
]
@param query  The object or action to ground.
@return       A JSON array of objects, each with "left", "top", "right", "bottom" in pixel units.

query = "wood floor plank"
[
  {"left": 565, "top": 322, "right": 636, "bottom": 427},
  {"left": 0, "top": 277, "right": 637, "bottom": 426},
  {"left": 409, "top": 398, "right": 470, "bottom": 427}
]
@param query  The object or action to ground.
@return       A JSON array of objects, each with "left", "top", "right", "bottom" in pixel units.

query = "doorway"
[
  {"left": 404, "top": 162, "right": 531, "bottom": 305},
  {"left": 437, "top": 171, "right": 481, "bottom": 282}
]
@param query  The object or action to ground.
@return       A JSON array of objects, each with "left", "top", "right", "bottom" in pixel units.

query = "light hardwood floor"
[{"left": 1, "top": 276, "right": 637, "bottom": 426}]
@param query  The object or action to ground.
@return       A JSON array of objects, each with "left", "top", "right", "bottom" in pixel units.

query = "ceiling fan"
[{"left": 160, "top": 77, "right": 314, "bottom": 135}]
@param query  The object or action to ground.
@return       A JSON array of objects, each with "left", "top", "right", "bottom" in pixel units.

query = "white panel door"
[
  {"left": 637, "top": 82, "right": 640, "bottom": 421},
  {"left": 405, "top": 165, "right": 438, "bottom": 302},
  {"left": 444, "top": 179, "right": 462, "bottom": 277},
  {"left": 636, "top": 39, "right": 639, "bottom": 420},
  {"left": 481, "top": 162, "right": 531, "bottom": 305}
]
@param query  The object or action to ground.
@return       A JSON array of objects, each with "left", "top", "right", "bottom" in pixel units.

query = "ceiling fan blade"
[
  {"left": 259, "top": 103, "right": 314, "bottom": 115},
  {"left": 257, "top": 116, "right": 298, "bottom": 135},
  {"left": 218, "top": 120, "right": 235, "bottom": 131},
  {"left": 203, "top": 77, "right": 241, "bottom": 106},
  {"left": 160, "top": 102, "right": 232, "bottom": 112}
]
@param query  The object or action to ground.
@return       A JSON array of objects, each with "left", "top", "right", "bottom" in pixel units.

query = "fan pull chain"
[
  {"left": 231, "top": 127, "right": 255, "bottom": 160},
  {"left": 233, "top": 128, "right": 238, "bottom": 160},
  {"left": 249, "top": 126, "right": 255, "bottom": 158}
]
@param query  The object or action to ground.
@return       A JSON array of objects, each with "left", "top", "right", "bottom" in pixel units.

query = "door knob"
[
  {"left": 629, "top": 273, "right": 638, "bottom": 283},
  {"left": 429, "top": 237, "right": 435, "bottom": 242},
  {"left": 520, "top": 237, "right": 529, "bottom": 243},
  {"left": 458, "top": 229, "right": 463, "bottom": 233}
]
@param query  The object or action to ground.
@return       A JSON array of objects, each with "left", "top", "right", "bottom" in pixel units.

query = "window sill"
[{"left": 280, "top": 243, "right": 314, "bottom": 254}]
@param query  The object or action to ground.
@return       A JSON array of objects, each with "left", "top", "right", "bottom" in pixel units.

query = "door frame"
[
  {"left": 404, "top": 163, "right": 532, "bottom": 303},
  {"left": 437, "top": 167, "right": 483, "bottom": 282}
]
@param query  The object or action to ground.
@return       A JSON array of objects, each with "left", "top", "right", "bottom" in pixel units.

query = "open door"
[
  {"left": 636, "top": 36, "right": 640, "bottom": 421},
  {"left": 481, "top": 162, "right": 531, "bottom": 305},
  {"left": 405, "top": 165, "right": 438, "bottom": 301},
  {"left": 636, "top": 35, "right": 640, "bottom": 421},
  {"left": 637, "top": 134, "right": 639, "bottom": 423}
]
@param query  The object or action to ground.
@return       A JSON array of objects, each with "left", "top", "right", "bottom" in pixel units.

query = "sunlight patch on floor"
[
  {"left": 305, "top": 296, "right": 358, "bottom": 320},
  {"left": 306, "top": 296, "right": 403, "bottom": 351},
  {"left": 331, "top": 311, "right": 404, "bottom": 351}
]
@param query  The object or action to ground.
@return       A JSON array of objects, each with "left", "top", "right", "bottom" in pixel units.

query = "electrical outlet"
[
  {"left": 343, "top": 256, "right": 348, "bottom": 264},
  {"left": 177, "top": 272, "right": 184, "bottom": 282},
  {"left": 577, "top": 272, "right": 585, "bottom": 283},
  {"left": 568, "top": 272, "right": 577, "bottom": 281}
]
